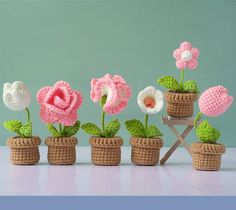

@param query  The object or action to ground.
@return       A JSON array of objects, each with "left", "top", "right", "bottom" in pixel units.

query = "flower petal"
[
  {"left": 191, "top": 47, "right": 200, "bottom": 58},
  {"left": 187, "top": 59, "right": 198, "bottom": 70},
  {"left": 173, "top": 48, "right": 182, "bottom": 60},
  {"left": 180, "top": 41, "right": 192, "bottom": 50},
  {"left": 176, "top": 59, "right": 187, "bottom": 69}
]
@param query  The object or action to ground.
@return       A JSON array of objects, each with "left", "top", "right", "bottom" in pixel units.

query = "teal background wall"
[{"left": 0, "top": 0, "right": 235, "bottom": 146}]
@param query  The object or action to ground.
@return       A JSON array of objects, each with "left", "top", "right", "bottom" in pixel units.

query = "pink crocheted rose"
[
  {"left": 173, "top": 41, "right": 199, "bottom": 70},
  {"left": 90, "top": 74, "right": 131, "bottom": 114},
  {"left": 37, "top": 81, "right": 83, "bottom": 126},
  {"left": 199, "top": 86, "right": 233, "bottom": 117}
]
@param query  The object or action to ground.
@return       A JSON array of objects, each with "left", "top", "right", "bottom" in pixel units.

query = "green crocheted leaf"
[
  {"left": 61, "top": 121, "right": 81, "bottom": 137},
  {"left": 125, "top": 119, "right": 145, "bottom": 137},
  {"left": 157, "top": 76, "right": 179, "bottom": 91},
  {"left": 19, "top": 122, "right": 32, "bottom": 137},
  {"left": 47, "top": 124, "right": 60, "bottom": 137},
  {"left": 100, "top": 95, "right": 107, "bottom": 108},
  {"left": 183, "top": 80, "right": 199, "bottom": 93},
  {"left": 105, "top": 119, "right": 120, "bottom": 138},
  {"left": 196, "top": 120, "right": 221, "bottom": 143},
  {"left": 81, "top": 123, "right": 102, "bottom": 136},
  {"left": 146, "top": 125, "right": 163, "bottom": 138},
  {"left": 3, "top": 120, "right": 22, "bottom": 134}
]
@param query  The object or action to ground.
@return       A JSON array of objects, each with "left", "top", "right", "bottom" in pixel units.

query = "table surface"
[{"left": 0, "top": 146, "right": 235, "bottom": 196}]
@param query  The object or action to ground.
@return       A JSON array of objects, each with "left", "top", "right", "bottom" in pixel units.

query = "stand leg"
[
  {"left": 168, "top": 125, "right": 192, "bottom": 155},
  {"left": 160, "top": 126, "right": 193, "bottom": 165}
]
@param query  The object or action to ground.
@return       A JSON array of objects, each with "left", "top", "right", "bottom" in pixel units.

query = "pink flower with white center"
[
  {"left": 90, "top": 74, "right": 131, "bottom": 114},
  {"left": 37, "top": 81, "right": 83, "bottom": 126},
  {"left": 173, "top": 41, "right": 200, "bottom": 70},
  {"left": 199, "top": 85, "right": 233, "bottom": 117}
]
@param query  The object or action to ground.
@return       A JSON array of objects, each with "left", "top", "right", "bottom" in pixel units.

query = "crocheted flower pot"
[
  {"left": 130, "top": 137, "right": 163, "bottom": 166},
  {"left": 165, "top": 91, "right": 198, "bottom": 118},
  {"left": 190, "top": 142, "right": 225, "bottom": 171},
  {"left": 45, "top": 136, "right": 78, "bottom": 165},
  {"left": 7, "top": 136, "right": 41, "bottom": 165},
  {"left": 89, "top": 136, "right": 123, "bottom": 166}
]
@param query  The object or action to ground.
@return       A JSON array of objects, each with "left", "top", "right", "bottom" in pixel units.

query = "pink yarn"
[
  {"left": 37, "top": 81, "right": 83, "bottom": 126},
  {"left": 90, "top": 73, "right": 131, "bottom": 114},
  {"left": 173, "top": 41, "right": 199, "bottom": 70},
  {"left": 199, "top": 86, "right": 233, "bottom": 117}
]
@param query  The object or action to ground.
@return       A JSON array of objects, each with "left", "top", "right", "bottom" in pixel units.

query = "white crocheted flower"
[
  {"left": 3, "top": 81, "right": 31, "bottom": 111},
  {"left": 137, "top": 86, "right": 164, "bottom": 114}
]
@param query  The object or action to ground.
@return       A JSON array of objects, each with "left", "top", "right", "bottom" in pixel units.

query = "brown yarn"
[
  {"left": 165, "top": 91, "right": 198, "bottom": 118},
  {"left": 45, "top": 136, "right": 78, "bottom": 165},
  {"left": 190, "top": 142, "right": 225, "bottom": 171},
  {"left": 7, "top": 136, "right": 41, "bottom": 165},
  {"left": 89, "top": 136, "right": 123, "bottom": 166},
  {"left": 130, "top": 137, "right": 163, "bottom": 166}
]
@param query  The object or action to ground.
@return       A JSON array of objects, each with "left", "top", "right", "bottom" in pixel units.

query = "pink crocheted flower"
[
  {"left": 173, "top": 41, "right": 199, "bottom": 70},
  {"left": 199, "top": 86, "right": 233, "bottom": 117},
  {"left": 90, "top": 74, "right": 131, "bottom": 114},
  {"left": 37, "top": 81, "right": 83, "bottom": 126}
]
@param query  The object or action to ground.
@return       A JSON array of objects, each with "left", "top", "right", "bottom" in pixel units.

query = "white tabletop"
[{"left": 0, "top": 146, "right": 235, "bottom": 196}]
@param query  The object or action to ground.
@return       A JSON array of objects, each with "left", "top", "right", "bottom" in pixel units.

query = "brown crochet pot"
[
  {"left": 89, "top": 136, "right": 123, "bottom": 166},
  {"left": 130, "top": 137, "right": 163, "bottom": 166},
  {"left": 7, "top": 136, "right": 41, "bottom": 165},
  {"left": 165, "top": 91, "right": 198, "bottom": 118},
  {"left": 190, "top": 142, "right": 225, "bottom": 171},
  {"left": 45, "top": 136, "right": 78, "bottom": 165}
]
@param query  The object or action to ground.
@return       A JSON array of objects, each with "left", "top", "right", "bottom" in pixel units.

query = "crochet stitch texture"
[
  {"left": 90, "top": 73, "right": 131, "bottom": 114},
  {"left": 199, "top": 85, "right": 233, "bottom": 117},
  {"left": 37, "top": 81, "right": 83, "bottom": 126}
]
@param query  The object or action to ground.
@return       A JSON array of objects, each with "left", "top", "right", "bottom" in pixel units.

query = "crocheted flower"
[
  {"left": 137, "top": 86, "right": 164, "bottom": 114},
  {"left": 199, "top": 85, "right": 233, "bottom": 117},
  {"left": 90, "top": 73, "right": 131, "bottom": 114},
  {"left": 37, "top": 81, "right": 83, "bottom": 126},
  {"left": 173, "top": 41, "right": 199, "bottom": 70},
  {"left": 3, "top": 81, "right": 31, "bottom": 111}
]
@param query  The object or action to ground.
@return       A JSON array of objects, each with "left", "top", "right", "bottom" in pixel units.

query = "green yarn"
[
  {"left": 157, "top": 75, "right": 179, "bottom": 91},
  {"left": 47, "top": 124, "right": 60, "bottom": 137},
  {"left": 105, "top": 119, "right": 120, "bottom": 138},
  {"left": 146, "top": 125, "right": 163, "bottom": 138},
  {"left": 3, "top": 120, "right": 32, "bottom": 137},
  {"left": 196, "top": 120, "right": 221, "bottom": 143},
  {"left": 81, "top": 123, "right": 102, "bottom": 136},
  {"left": 61, "top": 121, "right": 81, "bottom": 137},
  {"left": 19, "top": 122, "right": 32, "bottom": 137},
  {"left": 183, "top": 80, "right": 199, "bottom": 93},
  {"left": 3, "top": 120, "right": 22, "bottom": 135},
  {"left": 125, "top": 119, "right": 146, "bottom": 138}
]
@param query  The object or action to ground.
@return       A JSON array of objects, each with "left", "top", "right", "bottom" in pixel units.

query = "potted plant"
[
  {"left": 37, "top": 81, "right": 83, "bottom": 165},
  {"left": 81, "top": 73, "right": 131, "bottom": 166},
  {"left": 157, "top": 41, "right": 200, "bottom": 118},
  {"left": 3, "top": 81, "right": 41, "bottom": 165},
  {"left": 191, "top": 86, "right": 233, "bottom": 171},
  {"left": 125, "top": 86, "right": 164, "bottom": 166}
]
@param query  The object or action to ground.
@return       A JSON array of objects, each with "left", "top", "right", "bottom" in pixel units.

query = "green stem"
[
  {"left": 25, "top": 108, "right": 31, "bottom": 122},
  {"left": 59, "top": 123, "right": 62, "bottom": 134},
  {"left": 144, "top": 114, "right": 149, "bottom": 137},
  {"left": 101, "top": 110, "right": 106, "bottom": 136},
  {"left": 194, "top": 112, "right": 202, "bottom": 128},
  {"left": 179, "top": 69, "right": 185, "bottom": 90}
]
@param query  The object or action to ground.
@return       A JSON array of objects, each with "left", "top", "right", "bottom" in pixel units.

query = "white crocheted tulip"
[
  {"left": 137, "top": 86, "right": 164, "bottom": 114},
  {"left": 3, "top": 81, "right": 31, "bottom": 111}
]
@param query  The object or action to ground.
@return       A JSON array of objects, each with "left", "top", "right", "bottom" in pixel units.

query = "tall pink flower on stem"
[
  {"left": 82, "top": 74, "right": 131, "bottom": 138},
  {"left": 194, "top": 85, "right": 233, "bottom": 143},
  {"left": 37, "top": 81, "right": 83, "bottom": 137},
  {"left": 157, "top": 41, "right": 200, "bottom": 93}
]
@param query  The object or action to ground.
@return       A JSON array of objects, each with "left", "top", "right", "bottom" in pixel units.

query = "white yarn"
[
  {"left": 137, "top": 86, "right": 164, "bottom": 114},
  {"left": 3, "top": 81, "right": 31, "bottom": 111}
]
